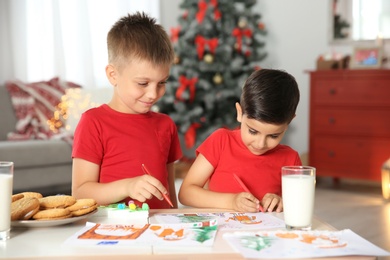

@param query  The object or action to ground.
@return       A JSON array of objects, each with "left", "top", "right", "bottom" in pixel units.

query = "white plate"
[{"left": 11, "top": 209, "right": 98, "bottom": 228}]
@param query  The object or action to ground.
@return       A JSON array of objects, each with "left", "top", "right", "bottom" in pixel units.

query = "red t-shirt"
[
  {"left": 72, "top": 104, "right": 182, "bottom": 209},
  {"left": 197, "top": 128, "right": 301, "bottom": 200}
]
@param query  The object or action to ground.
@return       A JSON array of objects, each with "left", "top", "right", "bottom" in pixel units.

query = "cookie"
[
  {"left": 12, "top": 193, "right": 24, "bottom": 202},
  {"left": 20, "top": 192, "right": 43, "bottom": 199},
  {"left": 32, "top": 208, "right": 72, "bottom": 220},
  {"left": 11, "top": 197, "right": 40, "bottom": 220},
  {"left": 39, "top": 195, "right": 76, "bottom": 209},
  {"left": 67, "top": 198, "right": 97, "bottom": 217}
]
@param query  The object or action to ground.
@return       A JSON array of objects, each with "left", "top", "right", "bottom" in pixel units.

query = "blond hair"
[{"left": 107, "top": 12, "right": 174, "bottom": 69}]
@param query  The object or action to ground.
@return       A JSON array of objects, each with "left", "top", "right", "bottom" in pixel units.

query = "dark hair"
[
  {"left": 107, "top": 12, "right": 174, "bottom": 68},
  {"left": 240, "top": 69, "right": 300, "bottom": 124}
]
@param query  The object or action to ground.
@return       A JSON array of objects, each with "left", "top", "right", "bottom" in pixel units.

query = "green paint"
[{"left": 240, "top": 236, "right": 273, "bottom": 251}]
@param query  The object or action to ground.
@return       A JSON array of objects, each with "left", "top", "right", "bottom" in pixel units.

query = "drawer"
[
  {"left": 309, "top": 136, "right": 390, "bottom": 181},
  {"left": 311, "top": 79, "right": 390, "bottom": 106},
  {"left": 311, "top": 108, "right": 390, "bottom": 136}
]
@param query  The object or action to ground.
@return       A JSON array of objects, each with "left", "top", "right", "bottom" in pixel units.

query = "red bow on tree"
[
  {"left": 196, "top": 0, "right": 208, "bottom": 23},
  {"left": 232, "top": 28, "right": 253, "bottom": 53},
  {"left": 196, "top": 0, "right": 221, "bottom": 23},
  {"left": 195, "top": 35, "right": 219, "bottom": 60},
  {"left": 170, "top": 27, "right": 181, "bottom": 43},
  {"left": 176, "top": 75, "right": 198, "bottom": 103},
  {"left": 210, "top": 0, "right": 221, "bottom": 20},
  {"left": 184, "top": 123, "right": 201, "bottom": 148}
]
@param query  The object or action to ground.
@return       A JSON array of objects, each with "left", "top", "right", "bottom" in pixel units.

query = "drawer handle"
[
  {"left": 328, "top": 151, "right": 335, "bottom": 157},
  {"left": 329, "top": 117, "right": 335, "bottom": 124},
  {"left": 329, "top": 89, "right": 336, "bottom": 95}
]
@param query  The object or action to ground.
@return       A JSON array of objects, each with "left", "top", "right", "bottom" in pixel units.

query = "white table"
[{"left": 1, "top": 208, "right": 376, "bottom": 260}]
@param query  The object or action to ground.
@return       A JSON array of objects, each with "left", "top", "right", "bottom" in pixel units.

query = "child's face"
[
  {"left": 106, "top": 58, "right": 170, "bottom": 114},
  {"left": 236, "top": 104, "right": 288, "bottom": 156}
]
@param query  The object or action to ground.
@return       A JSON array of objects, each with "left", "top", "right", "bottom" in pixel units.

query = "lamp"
[{"left": 382, "top": 158, "right": 390, "bottom": 200}]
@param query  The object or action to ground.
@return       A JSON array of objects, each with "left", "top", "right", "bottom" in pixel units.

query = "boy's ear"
[
  {"left": 105, "top": 64, "right": 117, "bottom": 86},
  {"left": 235, "top": 102, "right": 243, "bottom": 123}
]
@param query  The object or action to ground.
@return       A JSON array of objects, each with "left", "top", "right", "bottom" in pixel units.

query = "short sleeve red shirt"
[
  {"left": 72, "top": 104, "right": 182, "bottom": 209},
  {"left": 196, "top": 128, "right": 301, "bottom": 200}
]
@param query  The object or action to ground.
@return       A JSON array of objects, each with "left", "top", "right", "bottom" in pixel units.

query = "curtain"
[{"left": 0, "top": 0, "right": 160, "bottom": 88}]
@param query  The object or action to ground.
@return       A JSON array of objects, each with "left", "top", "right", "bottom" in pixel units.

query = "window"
[{"left": 2, "top": 0, "right": 159, "bottom": 88}]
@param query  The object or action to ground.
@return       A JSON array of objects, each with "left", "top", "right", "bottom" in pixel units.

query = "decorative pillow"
[{"left": 5, "top": 77, "right": 81, "bottom": 141}]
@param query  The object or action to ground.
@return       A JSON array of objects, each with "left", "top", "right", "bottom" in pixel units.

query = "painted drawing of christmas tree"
[{"left": 157, "top": 0, "right": 267, "bottom": 152}]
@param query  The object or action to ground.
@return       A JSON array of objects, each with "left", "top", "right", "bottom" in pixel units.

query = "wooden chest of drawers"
[{"left": 309, "top": 69, "right": 390, "bottom": 182}]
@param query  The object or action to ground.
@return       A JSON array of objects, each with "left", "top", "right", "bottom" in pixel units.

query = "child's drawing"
[
  {"left": 225, "top": 213, "right": 262, "bottom": 225},
  {"left": 223, "top": 229, "right": 390, "bottom": 259},
  {"left": 153, "top": 212, "right": 284, "bottom": 230},
  {"left": 64, "top": 219, "right": 218, "bottom": 247},
  {"left": 78, "top": 223, "right": 149, "bottom": 240}
]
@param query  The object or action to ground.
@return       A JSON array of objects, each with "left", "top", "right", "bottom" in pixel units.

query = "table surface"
[{"left": 1, "top": 208, "right": 376, "bottom": 260}]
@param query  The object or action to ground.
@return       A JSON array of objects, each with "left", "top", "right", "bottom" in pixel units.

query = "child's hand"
[
  {"left": 126, "top": 175, "right": 167, "bottom": 202},
  {"left": 261, "top": 193, "right": 283, "bottom": 212},
  {"left": 233, "top": 192, "right": 260, "bottom": 213}
]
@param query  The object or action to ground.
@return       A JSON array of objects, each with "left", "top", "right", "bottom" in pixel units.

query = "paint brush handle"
[{"left": 142, "top": 164, "right": 174, "bottom": 208}]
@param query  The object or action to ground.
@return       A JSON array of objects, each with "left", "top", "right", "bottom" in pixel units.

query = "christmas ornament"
[
  {"left": 170, "top": 27, "right": 180, "bottom": 43},
  {"left": 174, "top": 55, "right": 180, "bottom": 64},
  {"left": 203, "top": 53, "right": 214, "bottom": 64},
  {"left": 213, "top": 73, "right": 223, "bottom": 85},
  {"left": 182, "top": 10, "right": 188, "bottom": 20},
  {"left": 196, "top": 0, "right": 208, "bottom": 23},
  {"left": 176, "top": 75, "right": 198, "bottom": 102},
  {"left": 184, "top": 123, "right": 201, "bottom": 149},
  {"left": 195, "top": 35, "right": 219, "bottom": 60},
  {"left": 258, "top": 22, "right": 265, "bottom": 30},
  {"left": 232, "top": 27, "right": 253, "bottom": 53},
  {"left": 238, "top": 17, "right": 248, "bottom": 28}
]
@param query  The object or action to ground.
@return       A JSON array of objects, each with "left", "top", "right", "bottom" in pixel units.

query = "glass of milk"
[
  {"left": 0, "top": 162, "right": 13, "bottom": 241},
  {"left": 282, "top": 166, "right": 316, "bottom": 231}
]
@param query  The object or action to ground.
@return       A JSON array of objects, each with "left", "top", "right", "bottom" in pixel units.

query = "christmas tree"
[{"left": 157, "top": 0, "right": 267, "bottom": 152}]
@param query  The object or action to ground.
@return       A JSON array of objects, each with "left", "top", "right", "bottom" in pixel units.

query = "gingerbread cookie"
[
  {"left": 39, "top": 195, "right": 76, "bottom": 209},
  {"left": 11, "top": 197, "right": 40, "bottom": 220},
  {"left": 66, "top": 198, "right": 98, "bottom": 217}
]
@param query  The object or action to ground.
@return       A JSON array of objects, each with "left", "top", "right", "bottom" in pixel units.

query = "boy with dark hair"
[{"left": 179, "top": 69, "right": 301, "bottom": 212}]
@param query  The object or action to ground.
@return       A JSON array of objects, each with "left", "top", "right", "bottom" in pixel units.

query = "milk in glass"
[
  {"left": 0, "top": 162, "right": 13, "bottom": 241},
  {"left": 282, "top": 166, "right": 316, "bottom": 231}
]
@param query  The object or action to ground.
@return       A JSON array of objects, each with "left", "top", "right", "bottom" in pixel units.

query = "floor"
[
  {"left": 314, "top": 177, "right": 390, "bottom": 260},
  {"left": 175, "top": 177, "right": 390, "bottom": 259}
]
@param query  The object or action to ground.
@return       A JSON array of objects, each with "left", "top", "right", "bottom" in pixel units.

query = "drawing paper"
[
  {"left": 152, "top": 212, "right": 285, "bottom": 230},
  {"left": 223, "top": 229, "right": 390, "bottom": 258}
]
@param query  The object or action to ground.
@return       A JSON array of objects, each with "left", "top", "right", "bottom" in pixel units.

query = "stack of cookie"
[{"left": 11, "top": 192, "right": 97, "bottom": 221}]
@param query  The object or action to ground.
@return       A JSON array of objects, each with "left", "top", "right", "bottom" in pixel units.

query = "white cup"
[
  {"left": 282, "top": 166, "right": 316, "bottom": 231},
  {"left": 0, "top": 162, "right": 14, "bottom": 241}
]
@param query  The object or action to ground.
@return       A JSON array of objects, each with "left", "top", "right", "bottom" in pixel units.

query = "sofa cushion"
[
  {"left": 0, "top": 140, "right": 72, "bottom": 168},
  {"left": 5, "top": 77, "right": 81, "bottom": 140},
  {"left": 0, "top": 85, "right": 18, "bottom": 141}
]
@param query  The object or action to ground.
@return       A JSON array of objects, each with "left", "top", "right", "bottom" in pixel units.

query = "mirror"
[{"left": 331, "top": 0, "right": 390, "bottom": 42}]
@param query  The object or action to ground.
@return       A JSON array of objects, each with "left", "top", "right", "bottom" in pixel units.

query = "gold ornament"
[
  {"left": 213, "top": 73, "right": 223, "bottom": 85},
  {"left": 174, "top": 55, "right": 180, "bottom": 64},
  {"left": 238, "top": 18, "right": 247, "bottom": 28},
  {"left": 203, "top": 53, "right": 214, "bottom": 64}
]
